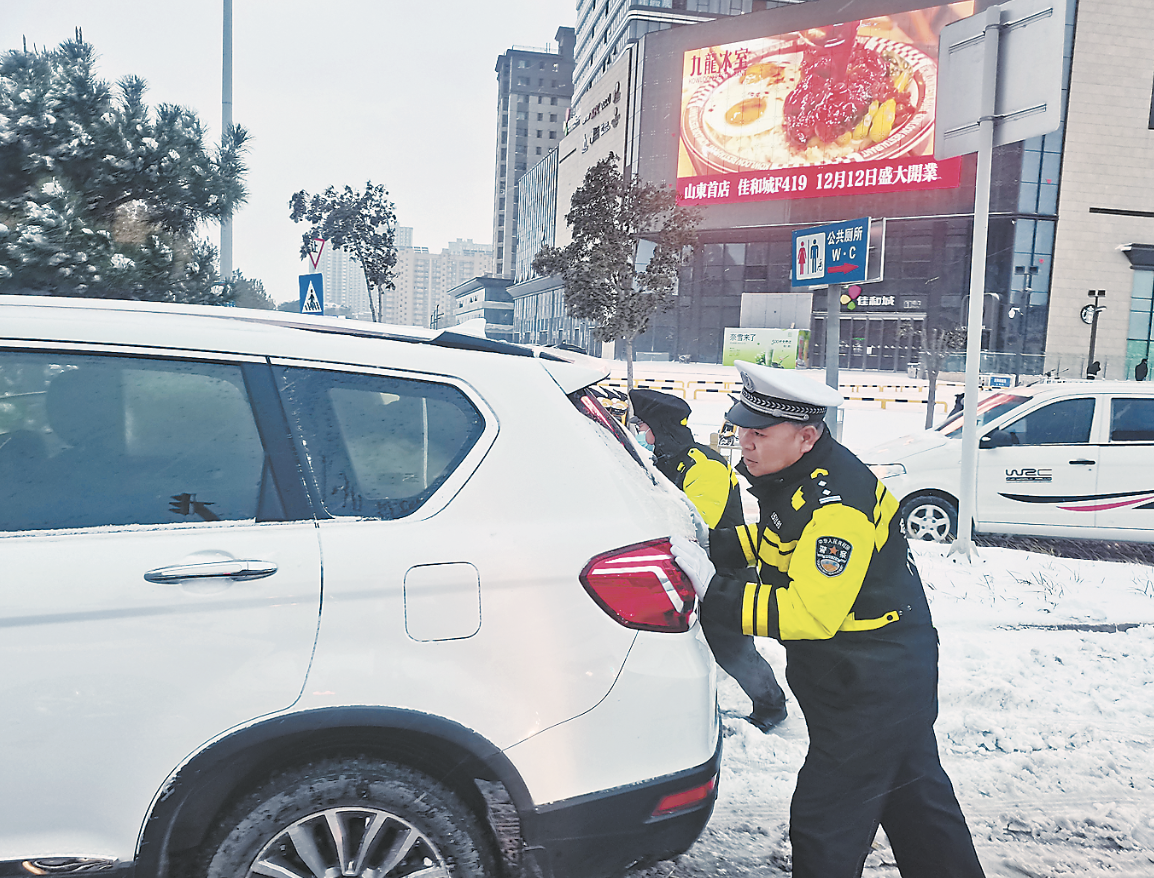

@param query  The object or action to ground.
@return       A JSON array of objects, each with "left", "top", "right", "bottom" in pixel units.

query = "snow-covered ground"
[{"left": 612, "top": 363, "right": 1154, "bottom": 876}]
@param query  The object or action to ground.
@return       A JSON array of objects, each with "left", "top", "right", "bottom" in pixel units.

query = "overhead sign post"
[
  {"left": 299, "top": 273, "right": 324, "bottom": 315},
  {"left": 935, "top": 0, "right": 1065, "bottom": 558},
  {"left": 792, "top": 217, "right": 872, "bottom": 438}
]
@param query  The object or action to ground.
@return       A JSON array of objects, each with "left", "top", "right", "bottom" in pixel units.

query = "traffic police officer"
[
  {"left": 670, "top": 361, "right": 985, "bottom": 878},
  {"left": 629, "top": 388, "right": 787, "bottom": 731}
]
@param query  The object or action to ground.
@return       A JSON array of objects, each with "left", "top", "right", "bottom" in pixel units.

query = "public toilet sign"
[{"left": 791, "top": 217, "right": 871, "bottom": 288}]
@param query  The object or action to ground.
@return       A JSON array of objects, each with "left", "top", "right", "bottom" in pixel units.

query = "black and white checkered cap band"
[{"left": 740, "top": 386, "right": 826, "bottom": 421}]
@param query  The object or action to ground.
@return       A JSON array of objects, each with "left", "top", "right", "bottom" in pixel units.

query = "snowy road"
[
  {"left": 629, "top": 546, "right": 1154, "bottom": 877},
  {"left": 613, "top": 364, "right": 1154, "bottom": 876}
]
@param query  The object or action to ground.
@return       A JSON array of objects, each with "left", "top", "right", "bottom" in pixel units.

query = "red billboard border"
[{"left": 678, "top": 154, "right": 963, "bottom": 205}]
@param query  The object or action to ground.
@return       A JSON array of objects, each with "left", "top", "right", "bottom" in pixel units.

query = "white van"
[{"left": 861, "top": 380, "right": 1154, "bottom": 543}]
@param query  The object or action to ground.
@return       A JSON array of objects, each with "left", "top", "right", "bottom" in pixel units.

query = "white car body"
[
  {"left": 0, "top": 296, "right": 720, "bottom": 878},
  {"left": 861, "top": 380, "right": 1154, "bottom": 542}
]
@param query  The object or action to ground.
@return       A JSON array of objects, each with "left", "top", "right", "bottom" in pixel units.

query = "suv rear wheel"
[
  {"left": 201, "top": 757, "right": 497, "bottom": 878},
  {"left": 900, "top": 494, "right": 958, "bottom": 542}
]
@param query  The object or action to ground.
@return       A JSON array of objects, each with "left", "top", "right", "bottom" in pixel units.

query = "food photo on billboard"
[{"left": 677, "top": 2, "right": 973, "bottom": 206}]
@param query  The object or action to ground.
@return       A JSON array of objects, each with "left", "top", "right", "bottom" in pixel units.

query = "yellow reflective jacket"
[
  {"left": 708, "top": 431, "right": 932, "bottom": 644},
  {"left": 656, "top": 443, "right": 744, "bottom": 530}
]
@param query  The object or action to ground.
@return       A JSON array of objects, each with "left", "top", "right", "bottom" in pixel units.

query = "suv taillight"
[{"left": 579, "top": 538, "right": 697, "bottom": 633}]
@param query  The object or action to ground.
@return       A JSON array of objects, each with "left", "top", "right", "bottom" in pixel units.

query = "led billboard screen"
[{"left": 677, "top": 3, "right": 973, "bottom": 206}]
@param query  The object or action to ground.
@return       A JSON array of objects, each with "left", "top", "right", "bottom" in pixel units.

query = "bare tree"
[
  {"left": 532, "top": 153, "right": 699, "bottom": 387},
  {"left": 288, "top": 182, "right": 396, "bottom": 322},
  {"left": 919, "top": 324, "right": 967, "bottom": 428}
]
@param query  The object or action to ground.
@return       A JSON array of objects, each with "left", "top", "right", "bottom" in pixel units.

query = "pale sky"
[{"left": 4, "top": 1, "right": 575, "bottom": 304}]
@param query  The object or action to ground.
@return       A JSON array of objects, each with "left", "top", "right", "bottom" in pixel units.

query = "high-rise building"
[
  {"left": 491, "top": 27, "right": 575, "bottom": 278},
  {"left": 572, "top": 0, "right": 760, "bottom": 104},
  {"left": 386, "top": 230, "right": 495, "bottom": 328},
  {"left": 317, "top": 246, "right": 372, "bottom": 320}
]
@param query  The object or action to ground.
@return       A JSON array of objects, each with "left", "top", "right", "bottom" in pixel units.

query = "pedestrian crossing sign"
[{"left": 299, "top": 273, "right": 324, "bottom": 315}]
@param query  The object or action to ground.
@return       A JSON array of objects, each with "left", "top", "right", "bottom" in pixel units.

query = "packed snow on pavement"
[{"left": 613, "top": 364, "right": 1154, "bottom": 877}]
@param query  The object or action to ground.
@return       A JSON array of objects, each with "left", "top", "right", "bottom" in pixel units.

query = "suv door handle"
[
  {"left": 1069, "top": 459, "right": 1097, "bottom": 465},
  {"left": 144, "top": 559, "right": 278, "bottom": 584}
]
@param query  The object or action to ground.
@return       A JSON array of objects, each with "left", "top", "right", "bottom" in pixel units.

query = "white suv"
[
  {"left": 0, "top": 296, "right": 720, "bottom": 878},
  {"left": 861, "top": 380, "right": 1154, "bottom": 543}
]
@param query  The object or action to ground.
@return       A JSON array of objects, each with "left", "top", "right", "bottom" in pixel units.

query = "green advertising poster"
[{"left": 722, "top": 328, "right": 811, "bottom": 368}]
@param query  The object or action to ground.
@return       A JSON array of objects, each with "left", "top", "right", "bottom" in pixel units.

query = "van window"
[
  {"left": 938, "top": 393, "right": 1030, "bottom": 436},
  {"left": 1001, "top": 398, "right": 1094, "bottom": 445},
  {"left": 0, "top": 352, "right": 265, "bottom": 531},
  {"left": 276, "top": 367, "right": 484, "bottom": 519},
  {"left": 1110, "top": 398, "right": 1154, "bottom": 442}
]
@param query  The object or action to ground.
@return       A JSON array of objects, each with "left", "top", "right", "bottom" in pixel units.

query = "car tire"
[
  {"left": 900, "top": 494, "right": 958, "bottom": 542},
  {"left": 200, "top": 756, "right": 497, "bottom": 878}
]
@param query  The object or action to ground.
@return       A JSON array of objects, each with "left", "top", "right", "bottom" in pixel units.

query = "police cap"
[
  {"left": 725, "top": 360, "right": 843, "bottom": 428},
  {"left": 629, "top": 388, "right": 690, "bottom": 426}
]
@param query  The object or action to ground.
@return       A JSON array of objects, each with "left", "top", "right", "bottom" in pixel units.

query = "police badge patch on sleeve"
[{"left": 815, "top": 536, "right": 852, "bottom": 576}]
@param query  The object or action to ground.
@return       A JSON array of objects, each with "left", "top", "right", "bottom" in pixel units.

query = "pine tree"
[
  {"left": 288, "top": 182, "right": 397, "bottom": 322},
  {"left": 230, "top": 271, "right": 274, "bottom": 310},
  {"left": 0, "top": 31, "right": 248, "bottom": 302},
  {"left": 532, "top": 153, "right": 699, "bottom": 387}
]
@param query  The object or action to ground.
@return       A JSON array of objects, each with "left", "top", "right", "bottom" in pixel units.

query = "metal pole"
[
  {"left": 1086, "top": 289, "right": 1104, "bottom": 372},
  {"left": 824, "top": 285, "right": 841, "bottom": 439},
  {"left": 1087, "top": 310, "right": 1099, "bottom": 370},
  {"left": 950, "top": 6, "right": 1003, "bottom": 561},
  {"left": 1018, "top": 304, "right": 1029, "bottom": 382},
  {"left": 220, "top": 0, "right": 233, "bottom": 284}
]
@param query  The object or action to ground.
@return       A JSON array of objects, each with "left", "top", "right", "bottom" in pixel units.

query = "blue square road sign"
[{"left": 791, "top": 218, "right": 870, "bottom": 288}]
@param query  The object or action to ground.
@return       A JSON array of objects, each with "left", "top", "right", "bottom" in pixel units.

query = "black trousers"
[
  {"left": 701, "top": 612, "right": 786, "bottom": 711},
  {"left": 786, "top": 635, "right": 985, "bottom": 878}
]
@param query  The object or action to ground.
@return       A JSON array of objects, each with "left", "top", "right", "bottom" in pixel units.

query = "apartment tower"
[{"left": 491, "top": 27, "right": 575, "bottom": 278}]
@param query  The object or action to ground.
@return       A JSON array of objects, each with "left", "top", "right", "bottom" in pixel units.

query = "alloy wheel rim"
[
  {"left": 248, "top": 806, "right": 450, "bottom": 878},
  {"left": 907, "top": 504, "right": 951, "bottom": 541}
]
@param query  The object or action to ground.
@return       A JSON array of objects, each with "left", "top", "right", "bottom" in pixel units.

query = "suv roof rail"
[{"left": 0, "top": 294, "right": 553, "bottom": 360}]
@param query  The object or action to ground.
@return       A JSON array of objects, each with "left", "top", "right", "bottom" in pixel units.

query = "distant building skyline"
[
  {"left": 307, "top": 227, "right": 493, "bottom": 327},
  {"left": 316, "top": 246, "right": 371, "bottom": 319},
  {"left": 386, "top": 231, "right": 495, "bottom": 328}
]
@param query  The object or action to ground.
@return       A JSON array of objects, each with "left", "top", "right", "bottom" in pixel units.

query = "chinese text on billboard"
[{"left": 677, "top": 3, "right": 973, "bottom": 205}]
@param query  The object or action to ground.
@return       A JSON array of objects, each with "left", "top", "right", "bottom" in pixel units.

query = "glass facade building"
[{"left": 515, "top": 149, "right": 560, "bottom": 283}]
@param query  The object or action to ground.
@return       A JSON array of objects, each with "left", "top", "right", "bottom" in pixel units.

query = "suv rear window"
[{"left": 276, "top": 367, "right": 484, "bottom": 519}]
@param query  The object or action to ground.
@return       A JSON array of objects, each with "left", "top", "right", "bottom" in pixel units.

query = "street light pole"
[
  {"left": 1012, "top": 265, "right": 1038, "bottom": 383},
  {"left": 1086, "top": 289, "right": 1106, "bottom": 374},
  {"left": 220, "top": 0, "right": 233, "bottom": 284}
]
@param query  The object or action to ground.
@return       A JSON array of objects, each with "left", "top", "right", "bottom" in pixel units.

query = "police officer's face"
[{"left": 738, "top": 423, "right": 820, "bottom": 476}]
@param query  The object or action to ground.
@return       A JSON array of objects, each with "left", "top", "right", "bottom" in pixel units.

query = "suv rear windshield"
[{"left": 570, "top": 388, "right": 647, "bottom": 470}]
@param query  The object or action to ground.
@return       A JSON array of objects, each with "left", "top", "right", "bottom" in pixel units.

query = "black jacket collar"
[{"left": 736, "top": 430, "right": 836, "bottom": 502}]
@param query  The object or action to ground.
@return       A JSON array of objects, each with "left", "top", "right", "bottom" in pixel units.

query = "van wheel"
[
  {"left": 201, "top": 757, "right": 496, "bottom": 878},
  {"left": 900, "top": 495, "right": 958, "bottom": 542}
]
